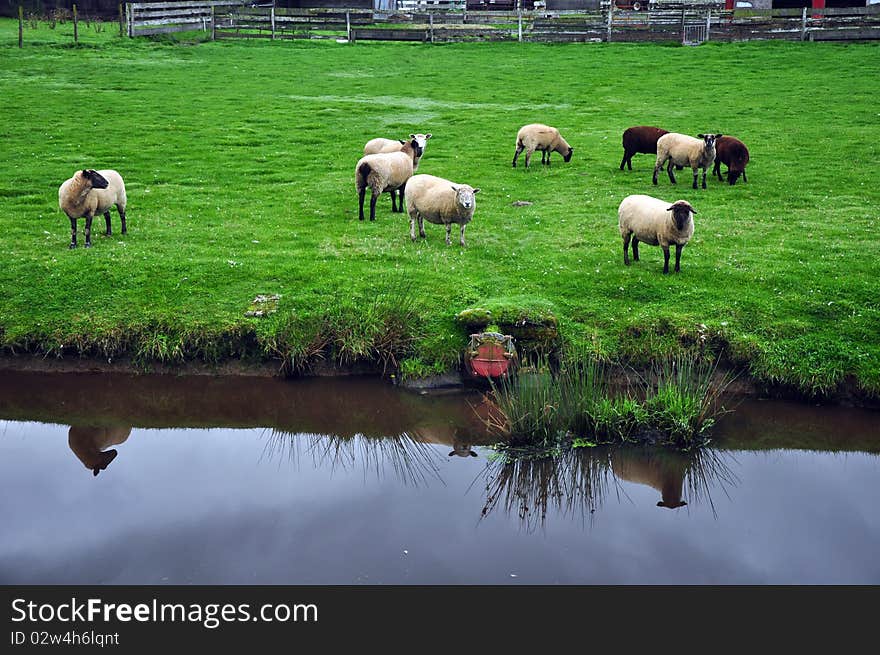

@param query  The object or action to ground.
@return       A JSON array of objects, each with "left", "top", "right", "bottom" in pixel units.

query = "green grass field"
[{"left": 1, "top": 19, "right": 878, "bottom": 397}]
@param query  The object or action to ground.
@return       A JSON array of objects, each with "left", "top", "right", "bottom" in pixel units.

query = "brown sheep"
[
  {"left": 620, "top": 126, "right": 669, "bottom": 171},
  {"left": 713, "top": 135, "right": 750, "bottom": 185}
]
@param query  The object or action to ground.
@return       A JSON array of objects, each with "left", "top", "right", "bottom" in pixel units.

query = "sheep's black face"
[
  {"left": 564, "top": 147, "right": 573, "bottom": 162},
  {"left": 410, "top": 140, "right": 424, "bottom": 158},
  {"left": 698, "top": 134, "right": 720, "bottom": 151},
  {"left": 83, "top": 169, "right": 109, "bottom": 189},
  {"left": 728, "top": 170, "right": 742, "bottom": 186},
  {"left": 668, "top": 201, "right": 695, "bottom": 231}
]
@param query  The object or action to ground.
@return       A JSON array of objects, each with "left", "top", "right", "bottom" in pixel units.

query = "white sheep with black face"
[
  {"left": 618, "top": 194, "right": 696, "bottom": 274},
  {"left": 653, "top": 133, "right": 721, "bottom": 190},
  {"left": 58, "top": 169, "right": 127, "bottom": 249},
  {"left": 364, "top": 133, "right": 432, "bottom": 171},
  {"left": 405, "top": 174, "right": 480, "bottom": 247},
  {"left": 355, "top": 137, "right": 422, "bottom": 221}
]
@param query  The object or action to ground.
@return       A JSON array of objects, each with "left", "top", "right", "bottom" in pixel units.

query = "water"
[{"left": 0, "top": 370, "right": 878, "bottom": 584}]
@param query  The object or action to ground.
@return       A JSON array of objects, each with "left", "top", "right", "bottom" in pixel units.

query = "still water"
[{"left": 0, "top": 371, "right": 878, "bottom": 585}]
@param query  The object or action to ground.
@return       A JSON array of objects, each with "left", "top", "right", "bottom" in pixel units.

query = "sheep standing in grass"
[
  {"left": 512, "top": 124, "right": 573, "bottom": 168},
  {"left": 58, "top": 169, "right": 127, "bottom": 249},
  {"left": 618, "top": 194, "right": 696, "bottom": 274},
  {"left": 355, "top": 136, "right": 422, "bottom": 221},
  {"left": 364, "top": 133, "right": 432, "bottom": 172},
  {"left": 713, "top": 135, "right": 750, "bottom": 185},
  {"left": 653, "top": 133, "right": 721, "bottom": 190},
  {"left": 405, "top": 173, "right": 480, "bottom": 247},
  {"left": 620, "top": 126, "right": 670, "bottom": 171}
]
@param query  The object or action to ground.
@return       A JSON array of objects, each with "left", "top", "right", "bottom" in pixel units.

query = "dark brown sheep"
[
  {"left": 713, "top": 135, "right": 750, "bottom": 185},
  {"left": 620, "top": 126, "right": 669, "bottom": 171}
]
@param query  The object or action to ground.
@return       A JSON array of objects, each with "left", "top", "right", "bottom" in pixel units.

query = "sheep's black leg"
[
  {"left": 620, "top": 152, "right": 627, "bottom": 171},
  {"left": 667, "top": 161, "right": 677, "bottom": 184},
  {"left": 653, "top": 162, "right": 662, "bottom": 185},
  {"left": 632, "top": 237, "right": 640, "bottom": 262},
  {"left": 358, "top": 188, "right": 366, "bottom": 221},
  {"left": 69, "top": 216, "right": 77, "bottom": 249},
  {"left": 627, "top": 154, "right": 633, "bottom": 171},
  {"left": 700, "top": 168, "right": 707, "bottom": 190},
  {"left": 119, "top": 207, "right": 127, "bottom": 234},
  {"left": 662, "top": 246, "right": 670, "bottom": 274},
  {"left": 103, "top": 211, "right": 112, "bottom": 236},
  {"left": 742, "top": 170, "right": 747, "bottom": 183},
  {"left": 713, "top": 161, "right": 722, "bottom": 181},
  {"left": 622, "top": 234, "right": 631, "bottom": 265},
  {"left": 512, "top": 145, "right": 524, "bottom": 168},
  {"left": 399, "top": 181, "right": 406, "bottom": 213},
  {"left": 391, "top": 189, "right": 398, "bottom": 213},
  {"left": 369, "top": 190, "right": 378, "bottom": 222},
  {"left": 84, "top": 214, "right": 93, "bottom": 248},
  {"left": 674, "top": 244, "right": 684, "bottom": 272}
]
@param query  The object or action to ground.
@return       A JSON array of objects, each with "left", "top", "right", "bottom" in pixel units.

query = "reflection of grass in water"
[
  {"left": 478, "top": 446, "right": 739, "bottom": 531},
  {"left": 260, "top": 429, "right": 444, "bottom": 487},
  {"left": 477, "top": 448, "right": 615, "bottom": 533}
]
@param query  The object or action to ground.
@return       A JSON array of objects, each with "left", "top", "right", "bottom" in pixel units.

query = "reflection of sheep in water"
[
  {"left": 68, "top": 425, "right": 131, "bottom": 476},
  {"left": 448, "top": 436, "right": 478, "bottom": 458},
  {"left": 611, "top": 448, "right": 690, "bottom": 509}
]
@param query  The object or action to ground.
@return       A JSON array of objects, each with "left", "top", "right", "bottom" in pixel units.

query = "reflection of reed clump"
[
  {"left": 260, "top": 429, "right": 445, "bottom": 487},
  {"left": 479, "top": 446, "right": 738, "bottom": 530}
]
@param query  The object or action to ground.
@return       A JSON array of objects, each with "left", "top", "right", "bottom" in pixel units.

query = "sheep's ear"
[
  {"left": 472, "top": 188, "right": 481, "bottom": 194},
  {"left": 666, "top": 206, "right": 675, "bottom": 212},
  {"left": 715, "top": 133, "right": 723, "bottom": 138},
  {"left": 425, "top": 133, "right": 432, "bottom": 139},
  {"left": 697, "top": 134, "right": 706, "bottom": 138},
  {"left": 448, "top": 450, "right": 455, "bottom": 457},
  {"left": 82, "top": 169, "right": 90, "bottom": 177},
  {"left": 689, "top": 207, "right": 697, "bottom": 214},
  {"left": 470, "top": 451, "right": 478, "bottom": 457},
  {"left": 398, "top": 140, "right": 405, "bottom": 145},
  {"left": 410, "top": 134, "right": 416, "bottom": 139},
  {"left": 450, "top": 185, "right": 459, "bottom": 192}
]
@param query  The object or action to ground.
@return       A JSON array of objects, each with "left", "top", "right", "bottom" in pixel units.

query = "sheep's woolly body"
[
  {"left": 618, "top": 194, "right": 695, "bottom": 273},
  {"left": 59, "top": 170, "right": 126, "bottom": 221},
  {"left": 355, "top": 139, "right": 420, "bottom": 221},
  {"left": 713, "top": 135, "right": 750, "bottom": 185},
  {"left": 620, "top": 126, "right": 669, "bottom": 170},
  {"left": 653, "top": 133, "right": 718, "bottom": 190},
  {"left": 405, "top": 174, "right": 479, "bottom": 246},
  {"left": 512, "top": 123, "right": 573, "bottom": 167},
  {"left": 58, "top": 169, "right": 127, "bottom": 248}
]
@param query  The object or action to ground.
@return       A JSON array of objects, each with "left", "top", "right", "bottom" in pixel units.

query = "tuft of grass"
[{"left": 487, "top": 352, "right": 736, "bottom": 454}]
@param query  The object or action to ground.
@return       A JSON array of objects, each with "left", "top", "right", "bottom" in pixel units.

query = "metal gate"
[{"left": 682, "top": 20, "right": 708, "bottom": 45}]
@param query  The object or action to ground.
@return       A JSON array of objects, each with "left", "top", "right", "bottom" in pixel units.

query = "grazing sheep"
[
  {"left": 405, "top": 173, "right": 480, "bottom": 247},
  {"left": 620, "top": 126, "right": 670, "bottom": 171},
  {"left": 512, "top": 123, "right": 573, "bottom": 168},
  {"left": 713, "top": 135, "right": 750, "bottom": 185},
  {"left": 618, "top": 194, "right": 696, "bottom": 274},
  {"left": 653, "top": 133, "right": 721, "bottom": 190},
  {"left": 58, "top": 169, "right": 127, "bottom": 249},
  {"left": 355, "top": 136, "right": 422, "bottom": 221},
  {"left": 364, "top": 133, "right": 432, "bottom": 172}
]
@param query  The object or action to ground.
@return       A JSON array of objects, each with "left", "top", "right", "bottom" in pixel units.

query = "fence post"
[
  {"left": 801, "top": 6, "right": 807, "bottom": 41},
  {"left": 518, "top": 6, "right": 522, "bottom": 42},
  {"left": 271, "top": 5, "right": 276, "bottom": 40},
  {"left": 118, "top": 3, "right": 124, "bottom": 37},
  {"left": 705, "top": 10, "right": 710, "bottom": 41},
  {"left": 606, "top": 2, "right": 613, "bottom": 42},
  {"left": 429, "top": 12, "right": 434, "bottom": 44},
  {"left": 211, "top": 5, "right": 216, "bottom": 41},
  {"left": 680, "top": 8, "right": 685, "bottom": 44},
  {"left": 18, "top": 5, "right": 23, "bottom": 48},
  {"left": 346, "top": 10, "right": 351, "bottom": 41},
  {"left": 73, "top": 4, "right": 78, "bottom": 44}
]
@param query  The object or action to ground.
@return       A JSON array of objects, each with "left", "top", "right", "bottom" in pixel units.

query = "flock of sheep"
[{"left": 57, "top": 122, "right": 749, "bottom": 274}]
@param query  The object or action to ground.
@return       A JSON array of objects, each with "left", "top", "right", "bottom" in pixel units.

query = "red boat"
[{"left": 465, "top": 332, "right": 518, "bottom": 379}]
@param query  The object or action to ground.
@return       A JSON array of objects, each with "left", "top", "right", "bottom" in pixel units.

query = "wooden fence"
[{"left": 124, "top": 2, "right": 880, "bottom": 44}]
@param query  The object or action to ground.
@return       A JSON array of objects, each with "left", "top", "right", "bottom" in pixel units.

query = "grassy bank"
[{"left": 1, "top": 19, "right": 878, "bottom": 397}]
